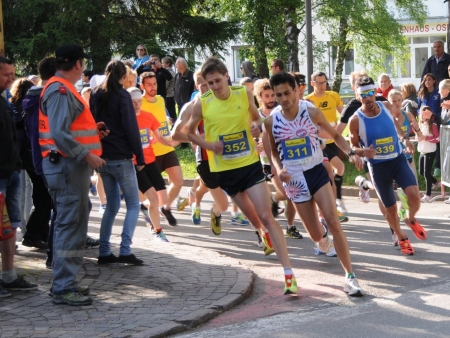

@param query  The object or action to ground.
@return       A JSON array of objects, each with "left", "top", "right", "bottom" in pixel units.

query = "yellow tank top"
[
  {"left": 200, "top": 86, "right": 259, "bottom": 172},
  {"left": 141, "top": 95, "right": 174, "bottom": 156}
]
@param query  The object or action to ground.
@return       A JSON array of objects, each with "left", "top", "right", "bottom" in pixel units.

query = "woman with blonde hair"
[{"left": 400, "top": 82, "right": 419, "bottom": 119}]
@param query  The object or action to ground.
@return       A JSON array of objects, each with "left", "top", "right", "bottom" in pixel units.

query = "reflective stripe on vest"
[{"left": 38, "top": 76, "right": 102, "bottom": 158}]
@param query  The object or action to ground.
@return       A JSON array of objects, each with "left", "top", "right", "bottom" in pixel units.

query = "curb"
[{"left": 136, "top": 270, "right": 254, "bottom": 338}]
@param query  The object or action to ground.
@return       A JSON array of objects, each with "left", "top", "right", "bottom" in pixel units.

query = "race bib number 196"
[
  {"left": 219, "top": 131, "right": 251, "bottom": 160},
  {"left": 158, "top": 121, "right": 170, "bottom": 137}
]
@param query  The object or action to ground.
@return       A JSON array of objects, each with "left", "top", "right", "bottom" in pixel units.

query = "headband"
[
  {"left": 128, "top": 88, "right": 142, "bottom": 101},
  {"left": 356, "top": 84, "right": 375, "bottom": 93}
]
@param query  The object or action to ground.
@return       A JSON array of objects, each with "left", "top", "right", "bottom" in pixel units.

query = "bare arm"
[
  {"left": 335, "top": 121, "right": 347, "bottom": 135},
  {"left": 309, "top": 107, "right": 364, "bottom": 170},
  {"left": 246, "top": 87, "right": 262, "bottom": 138},
  {"left": 171, "top": 100, "right": 194, "bottom": 143},
  {"left": 264, "top": 115, "right": 286, "bottom": 180},
  {"left": 187, "top": 99, "right": 223, "bottom": 153}
]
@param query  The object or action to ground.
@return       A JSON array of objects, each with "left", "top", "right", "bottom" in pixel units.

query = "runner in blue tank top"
[{"left": 348, "top": 76, "right": 427, "bottom": 256}]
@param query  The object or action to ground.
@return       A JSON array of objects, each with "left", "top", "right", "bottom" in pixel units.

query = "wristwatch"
[{"left": 348, "top": 149, "right": 356, "bottom": 157}]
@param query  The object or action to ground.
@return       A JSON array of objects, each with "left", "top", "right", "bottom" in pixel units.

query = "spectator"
[
  {"left": 90, "top": 60, "right": 145, "bottom": 267},
  {"left": 0, "top": 56, "right": 38, "bottom": 298},
  {"left": 270, "top": 59, "right": 284, "bottom": 75},
  {"left": 376, "top": 73, "right": 394, "bottom": 98},
  {"left": 81, "top": 70, "right": 94, "bottom": 92},
  {"left": 174, "top": 57, "right": 195, "bottom": 113},
  {"left": 240, "top": 77, "right": 259, "bottom": 108},
  {"left": 39, "top": 44, "right": 103, "bottom": 305},
  {"left": 123, "top": 65, "right": 137, "bottom": 89},
  {"left": 400, "top": 82, "right": 419, "bottom": 120},
  {"left": 162, "top": 56, "right": 176, "bottom": 123},
  {"left": 421, "top": 40, "right": 450, "bottom": 85},
  {"left": 132, "top": 44, "right": 150, "bottom": 85},
  {"left": 240, "top": 61, "right": 259, "bottom": 82}
]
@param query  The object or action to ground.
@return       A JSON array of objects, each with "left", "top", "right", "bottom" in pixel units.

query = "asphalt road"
[{"left": 152, "top": 188, "right": 450, "bottom": 338}]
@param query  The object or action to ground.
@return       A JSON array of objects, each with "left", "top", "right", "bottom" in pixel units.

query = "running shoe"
[
  {"left": 52, "top": 291, "right": 93, "bottom": 306},
  {"left": 231, "top": 213, "right": 250, "bottom": 226},
  {"left": 396, "top": 188, "right": 409, "bottom": 210},
  {"left": 160, "top": 207, "right": 177, "bottom": 226},
  {"left": 284, "top": 274, "right": 298, "bottom": 295},
  {"left": 140, "top": 204, "right": 152, "bottom": 225},
  {"left": 154, "top": 231, "right": 169, "bottom": 242},
  {"left": 392, "top": 233, "right": 399, "bottom": 246},
  {"left": 191, "top": 207, "right": 201, "bottom": 225},
  {"left": 397, "top": 207, "right": 406, "bottom": 222},
  {"left": 286, "top": 225, "right": 303, "bottom": 239},
  {"left": 98, "top": 204, "right": 106, "bottom": 215},
  {"left": 344, "top": 276, "right": 364, "bottom": 297},
  {"left": 317, "top": 218, "right": 331, "bottom": 253},
  {"left": 271, "top": 197, "right": 284, "bottom": 217},
  {"left": 176, "top": 196, "right": 189, "bottom": 211},
  {"left": 398, "top": 237, "right": 415, "bottom": 255},
  {"left": 421, "top": 195, "right": 432, "bottom": 203},
  {"left": 255, "top": 231, "right": 263, "bottom": 247},
  {"left": 405, "top": 218, "right": 427, "bottom": 240},
  {"left": 261, "top": 232, "right": 275, "bottom": 256},
  {"left": 147, "top": 223, "right": 156, "bottom": 234},
  {"left": 89, "top": 184, "right": 97, "bottom": 197},
  {"left": 210, "top": 208, "right": 221, "bottom": 235},
  {"left": 337, "top": 210, "right": 348, "bottom": 223},
  {"left": 0, "top": 276, "right": 38, "bottom": 290},
  {"left": 336, "top": 199, "right": 347, "bottom": 214},
  {"left": 355, "top": 175, "right": 370, "bottom": 203},
  {"left": 432, "top": 181, "right": 441, "bottom": 191},
  {"left": 85, "top": 236, "right": 100, "bottom": 248}
]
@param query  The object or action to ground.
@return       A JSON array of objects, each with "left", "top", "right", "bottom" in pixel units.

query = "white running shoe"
[
  {"left": 355, "top": 175, "right": 371, "bottom": 203},
  {"left": 344, "top": 277, "right": 364, "bottom": 297},
  {"left": 336, "top": 199, "right": 347, "bottom": 214},
  {"left": 421, "top": 195, "right": 432, "bottom": 203}
]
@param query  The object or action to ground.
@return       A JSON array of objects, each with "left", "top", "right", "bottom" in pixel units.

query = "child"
[{"left": 417, "top": 106, "right": 440, "bottom": 202}]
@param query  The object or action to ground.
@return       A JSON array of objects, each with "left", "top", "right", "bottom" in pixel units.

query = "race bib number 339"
[
  {"left": 282, "top": 137, "right": 312, "bottom": 164},
  {"left": 219, "top": 131, "right": 251, "bottom": 160},
  {"left": 375, "top": 136, "right": 395, "bottom": 158}
]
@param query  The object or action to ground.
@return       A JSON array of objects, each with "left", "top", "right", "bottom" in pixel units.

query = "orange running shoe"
[
  {"left": 405, "top": 219, "right": 428, "bottom": 240},
  {"left": 398, "top": 238, "right": 415, "bottom": 255},
  {"left": 261, "top": 231, "right": 273, "bottom": 250}
]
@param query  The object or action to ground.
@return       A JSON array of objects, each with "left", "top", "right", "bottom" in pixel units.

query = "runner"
[
  {"left": 128, "top": 87, "right": 177, "bottom": 240},
  {"left": 187, "top": 58, "right": 297, "bottom": 295},
  {"left": 266, "top": 72, "right": 364, "bottom": 296},
  {"left": 348, "top": 76, "right": 427, "bottom": 255}
]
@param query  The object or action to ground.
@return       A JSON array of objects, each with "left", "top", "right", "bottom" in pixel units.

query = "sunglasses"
[
  {"left": 360, "top": 90, "right": 375, "bottom": 98},
  {"left": 299, "top": 83, "right": 306, "bottom": 89},
  {"left": 314, "top": 81, "right": 327, "bottom": 85},
  {"left": 136, "top": 48, "right": 144, "bottom": 51}
]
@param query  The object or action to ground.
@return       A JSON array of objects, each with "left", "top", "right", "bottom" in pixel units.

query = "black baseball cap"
[
  {"left": 55, "top": 43, "right": 90, "bottom": 63},
  {"left": 298, "top": 74, "right": 306, "bottom": 85}
]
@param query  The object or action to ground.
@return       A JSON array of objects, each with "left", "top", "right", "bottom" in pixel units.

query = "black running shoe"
[
  {"left": 0, "top": 276, "right": 38, "bottom": 290},
  {"left": 97, "top": 253, "right": 119, "bottom": 265},
  {"left": 118, "top": 254, "right": 143, "bottom": 265},
  {"left": 286, "top": 225, "right": 303, "bottom": 239},
  {"left": 160, "top": 207, "right": 177, "bottom": 226},
  {"left": 85, "top": 236, "right": 100, "bottom": 248}
]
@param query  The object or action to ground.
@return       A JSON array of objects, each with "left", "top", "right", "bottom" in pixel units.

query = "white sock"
[
  {"left": 287, "top": 224, "right": 294, "bottom": 229},
  {"left": 2, "top": 269, "right": 18, "bottom": 283},
  {"left": 284, "top": 267, "right": 293, "bottom": 276}
]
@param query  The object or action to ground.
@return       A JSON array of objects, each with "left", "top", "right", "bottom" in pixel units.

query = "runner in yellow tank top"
[{"left": 188, "top": 57, "right": 298, "bottom": 295}]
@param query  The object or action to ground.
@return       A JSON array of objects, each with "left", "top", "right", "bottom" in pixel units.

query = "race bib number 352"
[
  {"left": 219, "top": 131, "right": 251, "bottom": 160},
  {"left": 282, "top": 137, "right": 312, "bottom": 164}
]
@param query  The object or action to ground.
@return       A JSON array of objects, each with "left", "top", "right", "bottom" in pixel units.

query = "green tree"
[
  {"left": 3, "top": 0, "right": 239, "bottom": 74},
  {"left": 317, "top": 0, "right": 427, "bottom": 92}
]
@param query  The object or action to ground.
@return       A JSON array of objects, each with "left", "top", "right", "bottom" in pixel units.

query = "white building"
[{"left": 205, "top": 0, "right": 448, "bottom": 90}]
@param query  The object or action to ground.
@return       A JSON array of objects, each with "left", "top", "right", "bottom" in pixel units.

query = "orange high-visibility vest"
[{"left": 38, "top": 76, "right": 102, "bottom": 158}]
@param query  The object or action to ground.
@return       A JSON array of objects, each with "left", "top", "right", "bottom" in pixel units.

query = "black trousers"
[
  {"left": 24, "top": 169, "right": 52, "bottom": 241},
  {"left": 165, "top": 96, "right": 177, "bottom": 124},
  {"left": 419, "top": 152, "right": 437, "bottom": 196}
]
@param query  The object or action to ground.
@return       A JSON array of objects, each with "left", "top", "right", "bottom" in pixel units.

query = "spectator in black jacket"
[
  {"left": 421, "top": 40, "right": 450, "bottom": 85},
  {"left": 90, "top": 60, "right": 145, "bottom": 266},
  {"left": 174, "top": 57, "right": 195, "bottom": 113}
]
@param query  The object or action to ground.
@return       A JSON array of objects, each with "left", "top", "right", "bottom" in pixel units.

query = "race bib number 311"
[
  {"left": 219, "top": 131, "right": 251, "bottom": 160},
  {"left": 282, "top": 137, "right": 312, "bottom": 164}
]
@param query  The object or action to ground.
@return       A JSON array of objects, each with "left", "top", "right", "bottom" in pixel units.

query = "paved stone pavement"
[{"left": 0, "top": 208, "right": 254, "bottom": 337}]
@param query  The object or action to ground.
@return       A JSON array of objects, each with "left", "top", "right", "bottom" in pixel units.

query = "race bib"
[
  {"left": 219, "top": 131, "right": 251, "bottom": 160},
  {"left": 282, "top": 137, "right": 313, "bottom": 164},
  {"left": 375, "top": 136, "right": 395, "bottom": 157},
  {"left": 140, "top": 128, "right": 150, "bottom": 148},
  {"left": 158, "top": 121, "right": 170, "bottom": 137}
]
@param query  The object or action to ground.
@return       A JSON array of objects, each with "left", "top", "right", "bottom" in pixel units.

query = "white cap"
[{"left": 127, "top": 87, "right": 142, "bottom": 101}]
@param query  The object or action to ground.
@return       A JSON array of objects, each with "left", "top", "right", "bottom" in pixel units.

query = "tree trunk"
[
  {"left": 254, "top": 21, "right": 269, "bottom": 78},
  {"left": 331, "top": 17, "right": 348, "bottom": 93},
  {"left": 89, "top": 0, "right": 113, "bottom": 74},
  {"left": 284, "top": 6, "right": 300, "bottom": 72}
]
